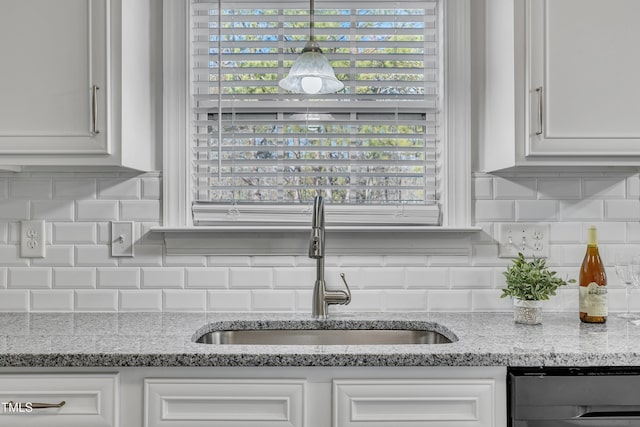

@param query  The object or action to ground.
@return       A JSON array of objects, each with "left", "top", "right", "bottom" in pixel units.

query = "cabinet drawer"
[
  {"left": 333, "top": 379, "right": 496, "bottom": 427},
  {"left": 144, "top": 378, "right": 305, "bottom": 427},
  {"left": 0, "top": 373, "right": 118, "bottom": 427}
]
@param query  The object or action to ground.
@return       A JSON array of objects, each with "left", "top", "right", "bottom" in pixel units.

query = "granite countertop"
[{"left": 0, "top": 311, "right": 638, "bottom": 367}]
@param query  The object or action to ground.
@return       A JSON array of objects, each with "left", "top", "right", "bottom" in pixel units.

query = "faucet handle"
[{"left": 339, "top": 273, "right": 352, "bottom": 305}]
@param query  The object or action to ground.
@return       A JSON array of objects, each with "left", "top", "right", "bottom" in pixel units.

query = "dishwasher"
[{"left": 509, "top": 366, "right": 640, "bottom": 426}]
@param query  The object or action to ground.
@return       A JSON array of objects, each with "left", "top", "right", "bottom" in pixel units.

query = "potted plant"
[{"left": 501, "top": 253, "right": 575, "bottom": 324}]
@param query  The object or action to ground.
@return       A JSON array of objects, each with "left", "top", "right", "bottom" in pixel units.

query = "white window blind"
[{"left": 191, "top": 0, "right": 441, "bottom": 225}]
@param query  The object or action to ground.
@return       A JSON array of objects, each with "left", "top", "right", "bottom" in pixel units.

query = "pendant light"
[{"left": 278, "top": 0, "right": 344, "bottom": 95}]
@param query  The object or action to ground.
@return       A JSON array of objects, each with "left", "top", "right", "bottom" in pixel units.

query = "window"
[
  {"left": 161, "top": 0, "right": 471, "bottom": 254},
  {"left": 191, "top": 0, "right": 440, "bottom": 225}
]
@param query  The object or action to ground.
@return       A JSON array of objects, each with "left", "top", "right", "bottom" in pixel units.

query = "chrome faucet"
[{"left": 309, "top": 195, "right": 351, "bottom": 319}]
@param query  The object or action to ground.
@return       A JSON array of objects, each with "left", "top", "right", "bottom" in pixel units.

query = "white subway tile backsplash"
[
  {"left": 273, "top": 267, "right": 314, "bottom": 289},
  {"left": 628, "top": 176, "right": 640, "bottom": 199},
  {"left": 141, "top": 267, "right": 184, "bottom": 289},
  {"left": 120, "top": 200, "right": 161, "bottom": 221},
  {"left": 334, "top": 290, "right": 381, "bottom": 312},
  {"left": 384, "top": 290, "right": 427, "bottom": 311},
  {"left": 0, "top": 179, "right": 7, "bottom": 200},
  {"left": 119, "top": 245, "right": 163, "bottom": 267},
  {"left": 185, "top": 267, "right": 228, "bottom": 288},
  {"left": 230, "top": 267, "right": 272, "bottom": 288},
  {"left": 208, "top": 290, "right": 252, "bottom": 312},
  {"left": 208, "top": 256, "right": 252, "bottom": 267},
  {"left": 119, "top": 290, "right": 162, "bottom": 311},
  {"left": 52, "top": 223, "right": 96, "bottom": 244},
  {"left": 1, "top": 171, "right": 640, "bottom": 313},
  {"left": 356, "top": 268, "right": 404, "bottom": 288},
  {"left": 0, "top": 246, "right": 29, "bottom": 266},
  {"left": 97, "top": 267, "right": 140, "bottom": 288},
  {"left": 32, "top": 200, "right": 74, "bottom": 221},
  {"left": 471, "top": 243, "right": 502, "bottom": 266},
  {"left": 53, "top": 268, "right": 95, "bottom": 289},
  {"left": 141, "top": 177, "right": 161, "bottom": 199},
  {"left": 538, "top": 179, "right": 581, "bottom": 200},
  {"left": 471, "top": 290, "right": 512, "bottom": 311},
  {"left": 493, "top": 177, "right": 537, "bottom": 200},
  {"left": 0, "top": 223, "right": 7, "bottom": 244},
  {"left": 32, "top": 246, "right": 74, "bottom": 267},
  {"left": 0, "top": 200, "right": 29, "bottom": 220},
  {"left": 163, "top": 290, "right": 207, "bottom": 311},
  {"left": 9, "top": 179, "right": 52, "bottom": 199},
  {"left": 251, "top": 290, "right": 295, "bottom": 311},
  {"left": 383, "top": 256, "right": 427, "bottom": 266},
  {"left": 406, "top": 267, "right": 448, "bottom": 288},
  {"left": 295, "top": 290, "right": 312, "bottom": 311},
  {"left": 76, "top": 200, "right": 118, "bottom": 221},
  {"left": 0, "top": 290, "right": 28, "bottom": 311},
  {"left": 76, "top": 245, "right": 118, "bottom": 267},
  {"left": 339, "top": 256, "right": 385, "bottom": 267},
  {"left": 560, "top": 200, "right": 604, "bottom": 221},
  {"left": 426, "top": 290, "right": 472, "bottom": 312},
  {"left": 31, "top": 290, "right": 74, "bottom": 311},
  {"left": 605, "top": 200, "right": 640, "bottom": 221},
  {"left": 53, "top": 179, "right": 96, "bottom": 200},
  {"left": 8, "top": 268, "right": 51, "bottom": 289},
  {"left": 75, "top": 290, "right": 118, "bottom": 311},
  {"left": 98, "top": 179, "right": 140, "bottom": 200},
  {"left": 549, "top": 222, "right": 582, "bottom": 243},
  {"left": 475, "top": 200, "right": 514, "bottom": 221},
  {"left": 473, "top": 175, "right": 493, "bottom": 199},
  {"left": 516, "top": 200, "right": 558, "bottom": 221},
  {"left": 583, "top": 178, "right": 626, "bottom": 199},
  {"left": 450, "top": 267, "right": 494, "bottom": 288},
  {"left": 252, "top": 256, "right": 296, "bottom": 267},
  {"left": 164, "top": 255, "right": 207, "bottom": 267}
]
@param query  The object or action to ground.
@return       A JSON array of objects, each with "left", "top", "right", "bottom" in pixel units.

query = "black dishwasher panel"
[{"left": 509, "top": 367, "right": 640, "bottom": 427}]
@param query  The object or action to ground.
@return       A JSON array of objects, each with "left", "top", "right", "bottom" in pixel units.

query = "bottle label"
[{"left": 579, "top": 282, "right": 608, "bottom": 317}]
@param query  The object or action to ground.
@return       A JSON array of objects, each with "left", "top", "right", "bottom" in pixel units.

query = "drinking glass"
[{"left": 616, "top": 253, "right": 638, "bottom": 319}]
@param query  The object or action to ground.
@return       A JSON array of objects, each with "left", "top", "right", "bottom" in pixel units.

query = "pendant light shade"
[{"left": 278, "top": 0, "right": 343, "bottom": 94}]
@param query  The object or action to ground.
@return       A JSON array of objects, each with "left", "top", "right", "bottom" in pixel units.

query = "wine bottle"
[{"left": 579, "top": 226, "right": 607, "bottom": 323}]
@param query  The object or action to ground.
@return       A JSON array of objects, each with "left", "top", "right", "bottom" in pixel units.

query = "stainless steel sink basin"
[{"left": 196, "top": 329, "right": 452, "bottom": 345}]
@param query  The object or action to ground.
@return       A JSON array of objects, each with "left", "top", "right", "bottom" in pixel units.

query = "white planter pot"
[{"left": 513, "top": 299, "right": 543, "bottom": 325}]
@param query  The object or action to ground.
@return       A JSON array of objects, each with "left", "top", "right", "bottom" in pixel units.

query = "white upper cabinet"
[
  {"left": 0, "top": 0, "right": 153, "bottom": 171},
  {"left": 483, "top": 0, "right": 640, "bottom": 171}
]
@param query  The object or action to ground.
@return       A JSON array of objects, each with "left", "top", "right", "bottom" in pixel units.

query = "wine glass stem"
[{"left": 627, "top": 286, "right": 631, "bottom": 316}]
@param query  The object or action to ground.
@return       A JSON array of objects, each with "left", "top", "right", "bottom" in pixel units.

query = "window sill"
[{"left": 150, "top": 226, "right": 481, "bottom": 256}]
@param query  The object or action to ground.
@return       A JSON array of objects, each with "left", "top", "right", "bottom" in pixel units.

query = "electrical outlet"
[
  {"left": 111, "top": 221, "right": 134, "bottom": 257},
  {"left": 21, "top": 220, "right": 45, "bottom": 258},
  {"left": 498, "top": 223, "right": 549, "bottom": 259}
]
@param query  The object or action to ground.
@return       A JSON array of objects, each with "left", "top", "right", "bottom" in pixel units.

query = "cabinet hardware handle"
[
  {"left": 92, "top": 85, "right": 100, "bottom": 135},
  {"left": 8, "top": 400, "right": 66, "bottom": 409},
  {"left": 535, "top": 86, "right": 543, "bottom": 136}
]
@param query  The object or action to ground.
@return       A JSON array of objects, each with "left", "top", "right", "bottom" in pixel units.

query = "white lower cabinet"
[
  {"left": 143, "top": 367, "right": 506, "bottom": 427},
  {"left": 0, "top": 373, "right": 119, "bottom": 427}
]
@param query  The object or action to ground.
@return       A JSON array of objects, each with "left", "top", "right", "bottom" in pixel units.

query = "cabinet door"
[
  {"left": 0, "top": 0, "right": 108, "bottom": 154},
  {"left": 333, "top": 379, "right": 497, "bottom": 427},
  {"left": 0, "top": 373, "right": 118, "bottom": 427},
  {"left": 528, "top": 0, "right": 640, "bottom": 156},
  {"left": 144, "top": 378, "right": 306, "bottom": 427}
]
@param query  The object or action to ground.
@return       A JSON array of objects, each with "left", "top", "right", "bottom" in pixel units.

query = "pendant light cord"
[{"left": 309, "top": 0, "right": 315, "bottom": 41}]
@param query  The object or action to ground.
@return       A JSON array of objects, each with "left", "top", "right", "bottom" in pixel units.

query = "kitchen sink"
[{"left": 195, "top": 328, "right": 453, "bottom": 345}]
